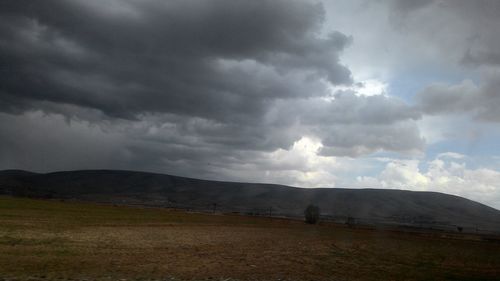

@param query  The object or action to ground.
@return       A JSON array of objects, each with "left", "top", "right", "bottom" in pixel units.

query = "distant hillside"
[{"left": 1, "top": 169, "right": 499, "bottom": 233}]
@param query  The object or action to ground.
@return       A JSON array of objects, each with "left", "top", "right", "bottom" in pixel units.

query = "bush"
[
  {"left": 346, "top": 216, "right": 355, "bottom": 228},
  {"left": 304, "top": 204, "right": 320, "bottom": 224}
]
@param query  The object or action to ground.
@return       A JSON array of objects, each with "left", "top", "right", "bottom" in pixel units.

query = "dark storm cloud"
[
  {"left": 0, "top": 0, "right": 427, "bottom": 177},
  {"left": 0, "top": 111, "right": 298, "bottom": 179},
  {"left": 0, "top": 0, "right": 351, "bottom": 121},
  {"left": 0, "top": 112, "right": 128, "bottom": 172}
]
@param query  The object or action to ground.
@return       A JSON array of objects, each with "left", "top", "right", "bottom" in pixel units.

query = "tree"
[
  {"left": 346, "top": 216, "right": 356, "bottom": 228},
  {"left": 304, "top": 204, "right": 320, "bottom": 224}
]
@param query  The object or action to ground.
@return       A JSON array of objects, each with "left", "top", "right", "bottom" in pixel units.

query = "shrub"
[
  {"left": 304, "top": 204, "right": 320, "bottom": 224},
  {"left": 346, "top": 216, "right": 356, "bottom": 227}
]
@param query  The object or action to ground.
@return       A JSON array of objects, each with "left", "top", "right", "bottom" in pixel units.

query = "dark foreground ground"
[{"left": 1, "top": 196, "right": 500, "bottom": 281}]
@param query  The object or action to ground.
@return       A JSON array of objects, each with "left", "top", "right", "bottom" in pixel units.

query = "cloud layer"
[
  {"left": 1, "top": 0, "right": 500, "bottom": 208},
  {"left": 1, "top": 0, "right": 351, "bottom": 120},
  {"left": 0, "top": 0, "right": 424, "bottom": 160}
]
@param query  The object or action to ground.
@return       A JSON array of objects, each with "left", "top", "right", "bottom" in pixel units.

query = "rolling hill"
[{"left": 1, "top": 169, "right": 499, "bottom": 232}]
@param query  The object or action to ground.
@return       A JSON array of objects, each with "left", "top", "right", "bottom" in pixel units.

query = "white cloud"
[
  {"left": 356, "top": 79, "right": 388, "bottom": 96},
  {"left": 215, "top": 136, "right": 345, "bottom": 188},
  {"left": 356, "top": 154, "right": 500, "bottom": 209},
  {"left": 437, "top": 152, "right": 466, "bottom": 159},
  {"left": 379, "top": 160, "right": 430, "bottom": 190},
  {"left": 328, "top": 78, "right": 388, "bottom": 97}
]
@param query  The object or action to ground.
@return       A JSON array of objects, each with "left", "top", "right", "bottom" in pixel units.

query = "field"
[{"left": 1, "top": 196, "right": 500, "bottom": 281}]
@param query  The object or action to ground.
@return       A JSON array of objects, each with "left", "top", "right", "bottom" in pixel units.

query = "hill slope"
[{"left": 1, "top": 169, "right": 499, "bottom": 232}]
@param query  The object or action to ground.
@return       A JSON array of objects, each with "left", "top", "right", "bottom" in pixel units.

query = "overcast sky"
[{"left": 1, "top": 0, "right": 500, "bottom": 209}]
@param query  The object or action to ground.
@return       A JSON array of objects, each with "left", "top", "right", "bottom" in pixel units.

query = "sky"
[{"left": 1, "top": 0, "right": 500, "bottom": 209}]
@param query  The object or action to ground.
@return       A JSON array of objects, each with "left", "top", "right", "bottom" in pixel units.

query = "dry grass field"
[{"left": 1, "top": 196, "right": 500, "bottom": 281}]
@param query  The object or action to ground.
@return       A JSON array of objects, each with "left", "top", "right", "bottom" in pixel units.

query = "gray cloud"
[
  {"left": 0, "top": 0, "right": 427, "bottom": 179},
  {"left": 388, "top": 0, "right": 500, "bottom": 68},
  {"left": 317, "top": 121, "right": 425, "bottom": 157},
  {"left": 416, "top": 71, "right": 500, "bottom": 122},
  {"left": 298, "top": 91, "right": 421, "bottom": 125},
  {"left": 276, "top": 92, "right": 424, "bottom": 157},
  {"left": 387, "top": 0, "right": 500, "bottom": 125},
  {"left": 390, "top": 0, "right": 433, "bottom": 13},
  {"left": 0, "top": 0, "right": 351, "bottom": 121}
]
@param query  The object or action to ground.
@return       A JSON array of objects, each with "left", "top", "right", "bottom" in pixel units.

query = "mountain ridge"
[{"left": 1, "top": 169, "right": 499, "bottom": 233}]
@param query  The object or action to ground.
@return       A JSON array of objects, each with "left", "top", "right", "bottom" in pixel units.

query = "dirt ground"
[{"left": 1, "top": 196, "right": 499, "bottom": 281}]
